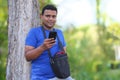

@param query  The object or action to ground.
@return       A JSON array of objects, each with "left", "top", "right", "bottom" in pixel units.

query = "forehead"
[{"left": 43, "top": 10, "right": 57, "bottom": 15}]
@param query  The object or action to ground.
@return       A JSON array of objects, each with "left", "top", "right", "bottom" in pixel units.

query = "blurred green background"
[{"left": 0, "top": 0, "right": 120, "bottom": 80}]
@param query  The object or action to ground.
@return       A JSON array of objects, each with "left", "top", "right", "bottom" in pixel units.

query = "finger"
[
  {"left": 44, "top": 39, "right": 51, "bottom": 44},
  {"left": 50, "top": 38, "right": 55, "bottom": 40},
  {"left": 47, "top": 44, "right": 53, "bottom": 49},
  {"left": 50, "top": 40, "right": 56, "bottom": 44},
  {"left": 44, "top": 39, "right": 51, "bottom": 42}
]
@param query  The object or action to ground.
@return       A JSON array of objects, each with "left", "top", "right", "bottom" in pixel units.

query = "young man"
[{"left": 25, "top": 4, "right": 74, "bottom": 80}]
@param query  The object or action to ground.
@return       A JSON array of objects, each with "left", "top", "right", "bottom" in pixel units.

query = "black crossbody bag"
[{"left": 42, "top": 27, "right": 70, "bottom": 79}]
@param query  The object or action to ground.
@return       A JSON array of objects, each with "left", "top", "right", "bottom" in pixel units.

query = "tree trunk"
[{"left": 6, "top": 0, "right": 40, "bottom": 80}]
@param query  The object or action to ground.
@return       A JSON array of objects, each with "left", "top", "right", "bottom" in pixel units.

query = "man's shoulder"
[
  {"left": 30, "top": 26, "right": 41, "bottom": 31},
  {"left": 54, "top": 28, "right": 62, "bottom": 32},
  {"left": 28, "top": 26, "right": 42, "bottom": 35},
  {"left": 31, "top": 26, "right": 41, "bottom": 29}
]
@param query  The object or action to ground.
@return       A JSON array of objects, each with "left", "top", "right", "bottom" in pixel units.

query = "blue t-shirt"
[{"left": 25, "top": 26, "right": 66, "bottom": 80}]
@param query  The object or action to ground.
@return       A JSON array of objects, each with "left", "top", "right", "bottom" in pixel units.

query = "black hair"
[{"left": 42, "top": 4, "right": 57, "bottom": 15}]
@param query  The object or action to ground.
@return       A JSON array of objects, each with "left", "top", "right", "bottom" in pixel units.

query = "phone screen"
[{"left": 48, "top": 31, "right": 57, "bottom": 40}]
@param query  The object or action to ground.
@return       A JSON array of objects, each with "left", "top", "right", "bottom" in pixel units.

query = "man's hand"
[{"left": 41, "top": 38, "right": 56, "bottom": 50}]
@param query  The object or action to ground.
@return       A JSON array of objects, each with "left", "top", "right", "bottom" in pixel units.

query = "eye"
[
  {"left": 45, "top": 15, "right": 50, "bottom": 18},
  {"left": 52, "top": 15, "right": 56, "bottom": 18}
]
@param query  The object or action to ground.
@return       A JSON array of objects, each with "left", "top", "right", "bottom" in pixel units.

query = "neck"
[{"left": 42, "top": 25, "right": 53, "bottom": 31}]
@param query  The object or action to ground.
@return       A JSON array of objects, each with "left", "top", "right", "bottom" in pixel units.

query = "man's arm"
[
  {"left": 25, "top": 45, "right": 45, "bottom": 61},
  {"left": 63, "top": 47, "right": 66, "bottom": 52},
  {"left": 25, "top": 38, "right": 55, "bottom": 61}
]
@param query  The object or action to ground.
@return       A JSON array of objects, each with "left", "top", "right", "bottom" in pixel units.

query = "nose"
[{"left": 49, "top": 16, "right": 54, "bottom": 20}]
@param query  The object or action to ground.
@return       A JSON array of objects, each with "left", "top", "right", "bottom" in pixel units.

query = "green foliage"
[
  {"left": 0, "top": 0, "right": 8, "bottom": 80},
  {"left": 107, "top": 23, "right": 120, "bottom": 45},
  {"left": 64, "top": 25, "right": 120, "bottom": 80},
  {"left": 0, "top": 51, "right": 7, "bottom": 80},
  {"left": 0, "top": 0, "right": 8, "bottom": 45}
]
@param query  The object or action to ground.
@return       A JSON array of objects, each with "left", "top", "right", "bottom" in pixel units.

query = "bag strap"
[
  {"left": 56, "top": 35, "right": 65, "bottom": 52},
  {"left": 41, "top": 27, "right": 53, "bottom": 59}
]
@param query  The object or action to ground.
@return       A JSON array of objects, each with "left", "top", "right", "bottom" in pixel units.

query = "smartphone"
[{"left": 48, "top": 31, "right": 57, "bottom": 40}]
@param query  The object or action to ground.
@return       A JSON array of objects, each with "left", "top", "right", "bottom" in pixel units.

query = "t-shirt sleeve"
[
  {"left": 25, "top": 28, "right": 37, "bottom": 48},
  {"left": 62, "top": 35, "right": 66, "bottom": 47},
  {"left": 60, "top": 30, "right": 66, "bottom": 47}
]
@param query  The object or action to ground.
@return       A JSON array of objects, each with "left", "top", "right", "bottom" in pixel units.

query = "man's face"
[{"left": 41, "top": 10, "right": 57, "bottom": 29}]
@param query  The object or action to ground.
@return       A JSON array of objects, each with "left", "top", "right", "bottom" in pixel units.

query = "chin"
[{"left": 48, "top": 25, "right": 54, "bottom": 28}]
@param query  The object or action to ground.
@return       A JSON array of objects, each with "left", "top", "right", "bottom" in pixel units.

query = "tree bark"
[{"left": 6, "top": 0, "right": 40, "bottom": 80}]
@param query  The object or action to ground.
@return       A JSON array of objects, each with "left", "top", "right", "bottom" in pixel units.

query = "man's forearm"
[{"left": 25, "top": 45, "right": 45, "bottom": 61}]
